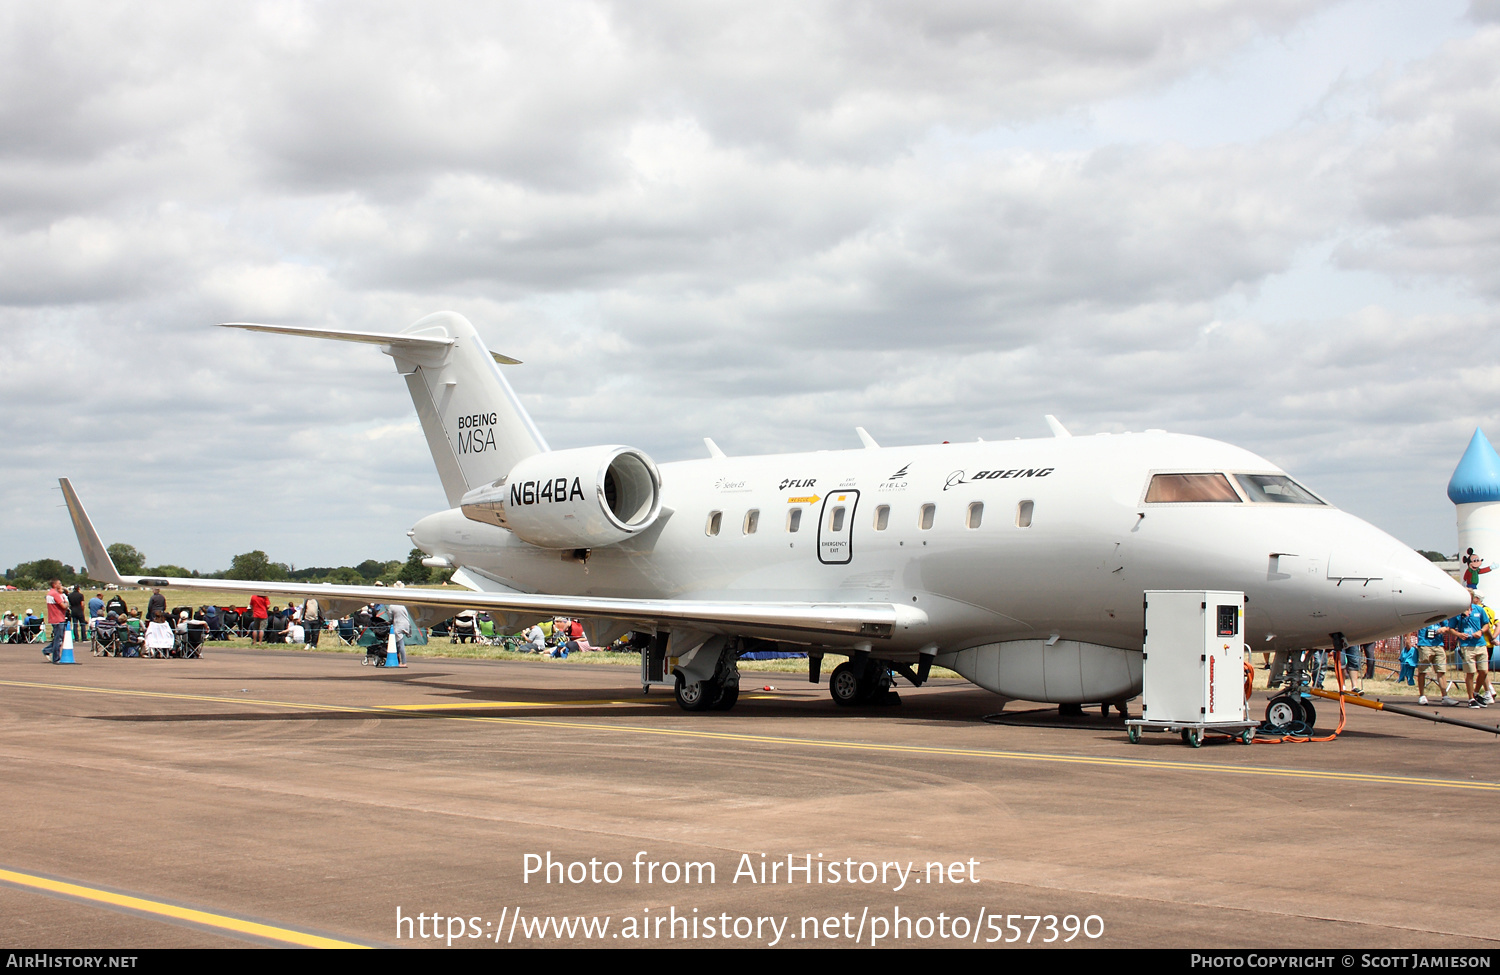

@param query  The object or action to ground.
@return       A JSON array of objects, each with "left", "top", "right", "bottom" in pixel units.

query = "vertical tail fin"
[{"left": 221, "top": 312, "right": 547, "bottom": 506}]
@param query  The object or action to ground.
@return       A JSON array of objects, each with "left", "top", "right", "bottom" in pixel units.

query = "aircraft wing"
[{"left": 59, "top": 479, "right": 923, "bottom": 644}]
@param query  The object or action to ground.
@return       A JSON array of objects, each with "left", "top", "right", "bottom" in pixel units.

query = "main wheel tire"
[
  {"left": 674, "top": 674, "right": 716, "bottom": 712},
  {"left": 711, "top": 683, "right": 739, "bottom": 711},
  {"left": 860, "top": 664, "right": 894, "bottom": 703},
  {"left": 829, "top": 662, "right": 862, "bottom": 707}
]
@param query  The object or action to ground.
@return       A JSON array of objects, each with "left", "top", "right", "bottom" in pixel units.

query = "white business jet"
[{"left": 61, "top": 312, "right": 1468, "bottom": 713}]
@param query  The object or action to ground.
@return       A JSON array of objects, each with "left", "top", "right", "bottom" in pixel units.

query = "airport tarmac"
[{"left": 2, "top": 646, "right": 1497, "bottom": 949}]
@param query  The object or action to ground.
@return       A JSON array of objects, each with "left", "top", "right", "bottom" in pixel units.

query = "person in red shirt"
[
  {"left": 249, "top": 594, "right": 270, "bottom": 644},
  {"left": 44, "top": 579, "right": 69, "bottom": 662}
]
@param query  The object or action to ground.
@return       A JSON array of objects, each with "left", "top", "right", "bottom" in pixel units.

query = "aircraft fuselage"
[{"left": 413, "top": 430, "right": 1462, "bottom": 660}]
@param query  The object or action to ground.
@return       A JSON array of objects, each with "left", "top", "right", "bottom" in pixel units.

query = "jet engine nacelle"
[{"left": 458, "top": 445, "right": 663, "bottom": 549}]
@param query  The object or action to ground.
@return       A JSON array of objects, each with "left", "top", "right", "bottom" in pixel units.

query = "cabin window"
[
  {"left": 1144, "top": 473, "right": 1240, "bottom": 503},
  {"left": 743, "top": 509, "right": 760, "bottom": 534},
  {"left": 1016, "top": 500, "right": 1033, "bottom": 528},
  {"left": 874, "top": 505, "right": 890, "bottom": 530},
  {"left": 966, "top": 501, "right": 984, "bottom": 529},
  {"left": 706, "top": 511, "right": 722, "bottom": 536},
  {"left": 786, "top": 508, "right": 802, "bottom": 533},
  {"left": 919, "top": 503, "right": 935, "bottom": 530},
  {"left": 829, "top": 506, "right": 846, "bottom": 533},
  {"left": 1234, "top": 474, "right": 1324, "bottom": 505}
]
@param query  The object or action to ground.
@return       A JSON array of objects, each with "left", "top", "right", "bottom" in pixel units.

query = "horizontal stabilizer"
[
  {"left": 219, "top": 322, "right": 522, "bottom": 364},
  {"left": 223, "top": 313, "right": 544, "bottom": 507}
]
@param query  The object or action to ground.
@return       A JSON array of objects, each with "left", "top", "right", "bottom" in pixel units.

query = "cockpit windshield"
[
  {"left": 1144, "top": 473, "right": 1239, "bottom": 503},
  {"left": 1233, "top": 474, "right": 1324, "bottom": 505}
]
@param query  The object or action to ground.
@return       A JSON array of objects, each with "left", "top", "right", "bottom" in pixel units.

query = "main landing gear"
[
  {"left": 671, "top": 637, "right": 741, "bottom": 712},
  {"left": 828, "top": 661, "right": 899, "bottom": 707},
  {"left": 674, "top": 673, "right": 739, "bottom": 712}
]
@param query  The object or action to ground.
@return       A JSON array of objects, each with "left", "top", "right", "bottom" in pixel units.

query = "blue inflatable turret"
[{"left": 1448, "top": 428, "right": 1500, "bottom": 504}]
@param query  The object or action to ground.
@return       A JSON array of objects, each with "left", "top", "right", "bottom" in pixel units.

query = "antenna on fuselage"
[
  {"left": 704, "top": 438, "right": 727, "bottom": 459},
  {"left": 1044, "top": 415, "right": 1072, "bottom": 438},
  {"left": 855, "top": 427, "right": 879, "bottom": 449}
]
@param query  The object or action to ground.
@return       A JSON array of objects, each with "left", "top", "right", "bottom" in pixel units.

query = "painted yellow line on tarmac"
[
  {"left": 0, "top": 866, "right": 370, "bottom": 948},
  {"left": 6, "top": 678, "right": 1499, "bottom": 793},
  {"left": 381, "top": 698, "right": 657, "bottom": 710},
  {"left": 0, "top": 678, "right": 367, "bottom": 714},
  {"left": 0, "top": 679, "right": 652, "bottom": 714},
  {"left": 423, "top": 713, "right": 1500, "bottom": 792}
]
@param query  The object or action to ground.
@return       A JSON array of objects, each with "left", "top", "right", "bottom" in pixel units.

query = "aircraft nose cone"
[{"left": 1389, "top": 548, "right": 1470, "bottom": 626}]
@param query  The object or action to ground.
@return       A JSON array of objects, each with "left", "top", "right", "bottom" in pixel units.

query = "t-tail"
[{"left": 221, "top": 312, "right": 548, "bottom": 506}]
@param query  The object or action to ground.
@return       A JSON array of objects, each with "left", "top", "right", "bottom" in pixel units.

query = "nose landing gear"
[{"left": 1264, "top": 651, "right": 1318, "bottom": 731}]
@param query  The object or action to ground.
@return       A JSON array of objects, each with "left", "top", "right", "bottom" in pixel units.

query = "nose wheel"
[{"left": 1265, "top": 694, "right": 1316, "bottom": 730}]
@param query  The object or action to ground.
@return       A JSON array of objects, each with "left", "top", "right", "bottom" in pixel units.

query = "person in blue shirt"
[
  {"left": 1397, "top": 634, "right": 1417, "bottom": 686},
  {"left": 1414, "top": 620, "right": 1455, "bottom": 706},
  {"left": 1439, "top": 589, "right": 1492, "bottom": 708}
]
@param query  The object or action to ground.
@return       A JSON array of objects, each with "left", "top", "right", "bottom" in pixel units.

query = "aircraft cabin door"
[{"left": 818, "top": 490, "right": 859, "bottom": 565}]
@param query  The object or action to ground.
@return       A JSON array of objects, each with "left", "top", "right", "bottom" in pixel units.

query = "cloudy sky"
[{"left": 3, "top": 0, "right": 1498, "bottom": 573}]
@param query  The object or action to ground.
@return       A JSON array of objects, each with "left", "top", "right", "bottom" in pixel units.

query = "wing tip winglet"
[{"left": 57, "top": 478, "right": 125, "bottom": 586}]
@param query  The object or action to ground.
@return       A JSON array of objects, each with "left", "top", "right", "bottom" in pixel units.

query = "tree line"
[{"left": 3, "top": 545, "right": 450, "bottom": 590}]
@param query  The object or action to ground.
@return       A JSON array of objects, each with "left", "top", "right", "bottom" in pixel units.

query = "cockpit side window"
[
  {"left": 1144, "top": 473, "right": 1240, "bottom": 503},
  {"left": 1234, "top": 474, "right": 1325, "bottom": 505}
]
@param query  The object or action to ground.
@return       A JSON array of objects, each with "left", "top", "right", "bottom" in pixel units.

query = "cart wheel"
[
  {"left": 1181, "top": 728, "right": 1202, "bottom": 748},
  {"left": 1127, "top": 725, "right": 1140, "bottom": 744},
  {"left": 1240, "top": 727, "right": 1254, "bottom": 745}
]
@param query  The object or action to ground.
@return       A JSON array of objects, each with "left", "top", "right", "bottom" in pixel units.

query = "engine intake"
[{"left": 459, "top": 445, "right": 663, "bottom": 549}]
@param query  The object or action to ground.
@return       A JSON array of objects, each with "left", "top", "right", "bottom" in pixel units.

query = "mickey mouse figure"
[{"left": 1463, "top": 548, "right": 1491, "bottom": 589}]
